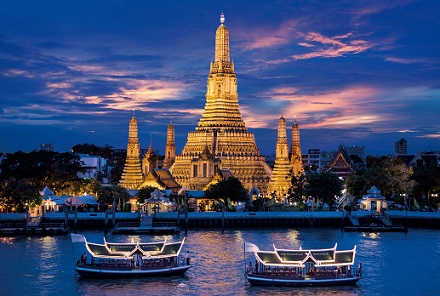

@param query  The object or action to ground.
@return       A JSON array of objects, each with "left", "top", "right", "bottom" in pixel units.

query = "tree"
[
  {"left": 97, "top": 185, "right": 130, "bottom": 210},
  {"left": 136, "top": 186, "right": 157, "bottom": 203},
  {"left": 411, "top": 166, "right": 440, "bottom": 204},
  {"left": 304, "top": 172, "right": 343, "bottom": 210},
  {"left": 71, "top": 143, "right": 113, "bottom": 158},
  {"left": 345, "top": 156, "right": 414, "bottom": 199},
  {"left": 0, "top": 150, "right": 84, "bottom": 191},
  {"left": 288, "top": 173, "right": 307, "bottom": 204},
  {"left": 0, "top": 178, "right": 40, "bottom": 212},
  {"left": 344, "top": 173, "right": 367, "bottom": 198},
  {"left": 108, "top": 151, "right": 126, "bottom": 184},
  {"left": 204, "top": 177, "right": 248, "bottom": 211}
]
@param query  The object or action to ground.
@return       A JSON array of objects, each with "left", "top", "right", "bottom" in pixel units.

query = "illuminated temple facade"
[
  {"left": 119, "top": 115, "right": 144, "bottom": 189},
  {"left": 268, "top": 117, "right": 304, "bottom": 200},
  {"left": 290, "top": 120, "right": 304, "bottom": 177},
  {"left": 169, "top": 13, "right": 272, "bottom": 193}
]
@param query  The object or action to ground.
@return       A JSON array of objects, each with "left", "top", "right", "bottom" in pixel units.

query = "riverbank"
[{"left": 1, "top": 210, "right": 439, "bottom": 230}]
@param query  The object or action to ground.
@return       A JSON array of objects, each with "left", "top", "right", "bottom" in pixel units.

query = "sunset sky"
[{"left": 1, "top": 0, "right": 439, "bottom": 156}]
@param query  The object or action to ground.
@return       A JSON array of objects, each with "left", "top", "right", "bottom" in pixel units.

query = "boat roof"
[
  {"left": 84, "top": 237, "right": 185, "bottom": 259},
  {"left": 255, "top": 243, "right": 356, "bottom": 267}
]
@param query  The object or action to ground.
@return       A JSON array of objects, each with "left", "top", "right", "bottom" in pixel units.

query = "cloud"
[
  {"left": 241, "top": 85, "right": 422, "bottom": 131},
  {"left": 293, "top": 32, "right": 373, "bottom": 60},
  {"left": 349, "top": 0, "right": 413, "bottom": 23},
  {"left": 238, "top": 19, "right": 300, "bottom": 51},
  {"left": 385, "top": 57, "right": 428, "bottom": 64},
  {"left": 3, "top": 69, "right": 35, "bottom": 79},
  {"left": 398, "top": 129, "right": 418, "bottom": 133},
  {"left": 298, "top": 42, "right": 314, "bottom": 48},
  {"left": 416, "top": 133, "right": 440, "bottom": 139}
]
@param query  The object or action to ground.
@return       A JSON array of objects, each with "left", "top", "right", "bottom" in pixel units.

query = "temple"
[
  {"left": 169, "top": 13, "right": 272, "bottom": 193},
  {"left": 119, "top": 115, "right": 144, "bottom": 189},
  {"left": 268, "top": 116, "right": 292, "bottom": 199},
  {"left": 325, "top": 145, "right": 356, "bottom": 178},
  {"left": 163, "top": 121, "right": 176, "bottom": 168},
  {"left": 290, "top": 119, "right": 304, "bottom": 176},
  {"left": 268, "top": 117, "right": 305, "bottom": 200},
  {"left": 142, "top": 141, "right": 158, "bottom": 177}
]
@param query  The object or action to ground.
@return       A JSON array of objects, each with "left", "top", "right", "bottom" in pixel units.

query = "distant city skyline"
[{"left": 1, "top": 1, "right": 439, "bottom": 156}]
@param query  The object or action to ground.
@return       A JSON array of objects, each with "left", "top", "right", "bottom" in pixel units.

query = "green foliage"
[
  {"left": 304, "top": 171, "right": 343, "bottom": 210},
  {"left": 108, "top": 151, "right": 126, "bottom": 184},
  {"left": 0, "top": 178, "right": 41, "bottom": 212},
  {"left": 344, "top": 174, "right": 367, "bottom": 198},
  {"left": 71, "top": 143, "right": 114, "bottom": 158},
  {"left": 288, "top": 173, "right": 307, "bottom": 203},
  {"left": 251, "top": 195, "right": 265, "bottom": 212},
  {"left": 204, "top": 177, "right": 248, "bottom": 211},
  {"left": 345, "top": 156, "right": 414, "bottom": 199},
  {"left": 97, "top": 185, "right": 129, "bottom": 206},
  {"left": 136, "top": 186, "right": 157, "bottom": 203},
  {"left": 58, "top": 178, "right": 102, "bottom": 196},
  {"left": 411, "top": 166, "right": 440, "bottom": 200},
  {"left": 0, "top": 150, "right": 83, "bottom": 192}
]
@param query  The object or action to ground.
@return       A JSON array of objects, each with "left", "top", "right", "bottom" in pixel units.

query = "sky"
[{"left": 1, "top": 0, "right": 439, "bottom": 157}]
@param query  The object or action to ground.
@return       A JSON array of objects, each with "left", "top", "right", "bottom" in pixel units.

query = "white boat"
[
  {"left": 71, "top": 234, "right": 192, "bottom": 278},
  {"left": 244, "top": 241, "right": 363, "bottom": 287}
]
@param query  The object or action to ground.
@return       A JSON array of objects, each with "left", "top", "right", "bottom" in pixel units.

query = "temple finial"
[{"left": 220, "top": 12, "right": 225, "bottom": 24}]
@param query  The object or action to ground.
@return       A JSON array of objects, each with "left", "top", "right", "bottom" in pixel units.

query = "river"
[{"left": 0, "top": 228, "right": 439, "bottom": 295}]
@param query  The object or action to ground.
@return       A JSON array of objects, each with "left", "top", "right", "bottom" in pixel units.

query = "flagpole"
[{"left": 243, "top": 241, "right": 246, "bottom": 275}]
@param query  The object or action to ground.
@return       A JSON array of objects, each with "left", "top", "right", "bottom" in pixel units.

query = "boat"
[
  {"left": 71, "top": 233, "right": 192, "bottom": 278},
  {"left": 244, "top": 241, "right": 363, "bottom": 287}
]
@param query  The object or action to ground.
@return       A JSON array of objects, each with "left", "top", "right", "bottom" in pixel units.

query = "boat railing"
[
  {"left": 81, "top": 255, "right": 190, "bottom": 269},
  {"left": 248, "top": 266, "right": 362, "bottom": 279}
]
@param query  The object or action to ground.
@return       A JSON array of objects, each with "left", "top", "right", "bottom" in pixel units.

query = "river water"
[{"left": 0, "top": 228, "right": 439, "bottom": 296}]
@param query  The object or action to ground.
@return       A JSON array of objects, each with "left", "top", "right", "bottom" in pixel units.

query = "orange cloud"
[{"left": 242, "top": 85, "right": 393, "bottom": 129}]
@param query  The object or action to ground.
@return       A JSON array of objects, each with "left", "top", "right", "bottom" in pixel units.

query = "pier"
[{"left": 1, "top": 211, "right": 439, "bottom": 234}]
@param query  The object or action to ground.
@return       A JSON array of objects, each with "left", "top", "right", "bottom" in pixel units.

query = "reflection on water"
[{"left": 0, "top": 228, "right": 439, "bottom": 296}]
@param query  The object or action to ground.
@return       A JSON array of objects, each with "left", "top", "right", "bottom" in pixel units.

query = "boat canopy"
[
  {"left": 255, "top": 244, "right": 356, "bottom": 267},
  {"left": 84, "top": 238, "right": 185, "bottom": 259}
]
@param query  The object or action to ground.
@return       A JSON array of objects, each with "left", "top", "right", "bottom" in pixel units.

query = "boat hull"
[
  {"left": 246, "top": 274, "right": 362, "bottom": 287},
  {"left": 75, "top": 265, "right": 192, "bottom": 278}
]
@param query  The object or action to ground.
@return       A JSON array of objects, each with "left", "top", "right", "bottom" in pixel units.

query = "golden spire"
[
  {"left": 119, "top": 115, "right": 143, "bottom": 189},
  {"left": 169, "top": 14, "right": 272, "bottom": 194},
  {"left": 163, "top": 120, "right": 176, "bottom": 168},
  {"left": 290, "top": 120, "right": 304, "bottom": 176},
  {"left": 268, "top": 116, "right": 291, "bottom": 200},
  {"left": 215, "top": 12, "right": 229, "bottom": 64}
]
